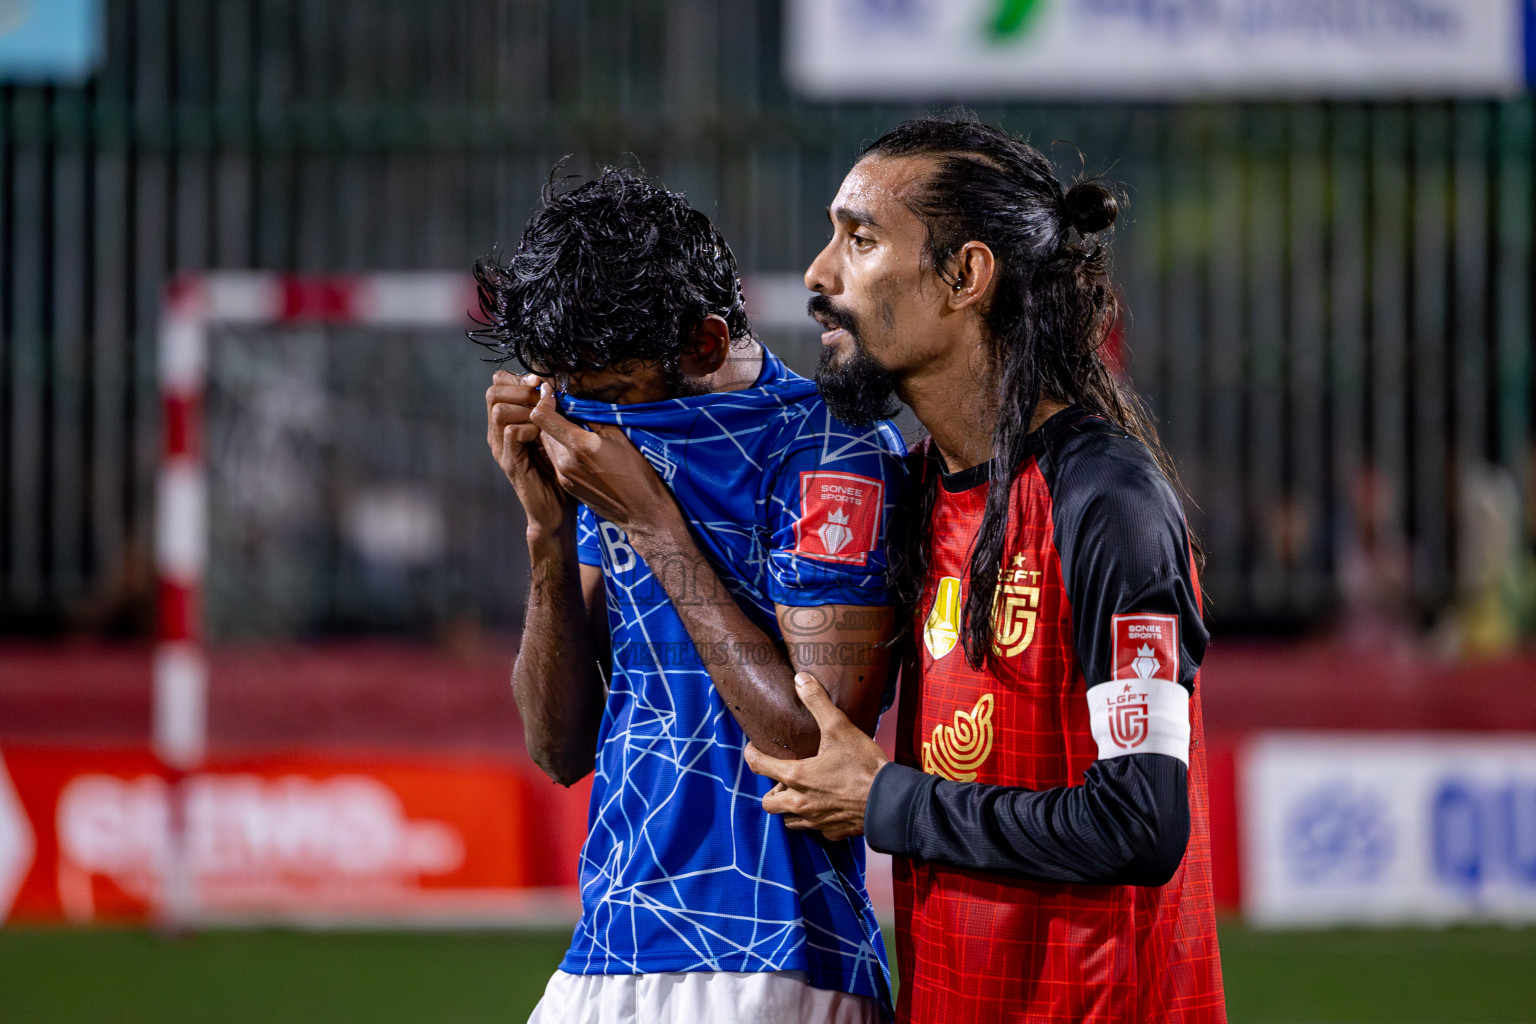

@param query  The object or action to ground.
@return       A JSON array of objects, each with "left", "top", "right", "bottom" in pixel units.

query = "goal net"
[
  {"left": 154, "top": 271, "right": 822, "bottom": 765},
  {"left": 155, "top": 273, "right": 523, "bottom": 764},
  {"left": 202, "top": 320, "right": 526, "bottom": 642}
]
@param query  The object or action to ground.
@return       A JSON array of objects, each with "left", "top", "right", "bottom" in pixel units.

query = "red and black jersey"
[{"left": 865, "top": 408, "right": 1225, "bottom": 1024}]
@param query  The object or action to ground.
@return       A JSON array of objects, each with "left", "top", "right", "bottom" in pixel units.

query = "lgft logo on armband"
[{"left": 1087, "top": 613, "right": 1190, "bottom": 765}]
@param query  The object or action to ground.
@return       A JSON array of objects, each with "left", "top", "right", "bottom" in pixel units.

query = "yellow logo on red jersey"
[
  {"left": 921, "top": 693, "right": 996, "bottom": 782},
  {"left": 991, "top": 553, "right": 1041, "bottom": 658},
  {"left": 923, "top": 576, "right": 962, "bottom": 660}
]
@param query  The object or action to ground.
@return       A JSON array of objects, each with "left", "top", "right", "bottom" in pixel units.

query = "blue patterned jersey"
[{"left": 559, "top": 348, "right": 904, "bottom": 1006}]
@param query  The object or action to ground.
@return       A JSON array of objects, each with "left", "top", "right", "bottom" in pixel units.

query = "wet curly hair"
[{"left": 470, "top": 166, "right": 751, "bottom": 378}]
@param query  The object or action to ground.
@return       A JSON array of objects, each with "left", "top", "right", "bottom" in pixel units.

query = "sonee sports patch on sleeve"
[
  {"left": 1087, "top": 613, "right": 1191, "bottom": 765},
  {"left": 793, "top": 471, "right": 883, "bottom": 565}
]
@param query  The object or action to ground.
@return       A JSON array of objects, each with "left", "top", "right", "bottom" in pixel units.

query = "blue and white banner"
[
  {"left": 1242, "top": 733, "right": 1536, "bottom": 927},
  {"left": 786, "top": 0, "right": 1527, "bottom": 99},
  {"left": 0, "top": 0, "right": 102, "bottom": 84}
]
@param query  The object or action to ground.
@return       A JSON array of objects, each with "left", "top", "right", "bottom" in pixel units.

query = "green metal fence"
[{"left": 2, "top": 0, "right": 1533, "bottom": 637}]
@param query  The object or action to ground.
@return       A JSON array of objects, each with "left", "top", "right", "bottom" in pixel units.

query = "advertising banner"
[
  {"left": 1242, "top": 732, "right": 1536, "bottom": 927},
  {"left": 0, "top": 0, "right": 102, "bottom": 83},
  {"left": 786, "top": 0, "right": 1528, "bottom": 99},
  {"left": 0, "top": 746, "right": 587, "bottom": 926}
]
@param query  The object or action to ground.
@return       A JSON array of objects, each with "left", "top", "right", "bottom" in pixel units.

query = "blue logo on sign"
[
  {"left": 851, "top": 0, "right": 924, "bottom": 15},
  {"left": 1432, "top": 778, "right": 1536, "bottom": 891},
  {"left": 1528, "top": 0, "right": 1536, "bottom": 90},
  {"left": 1284, "top": 782, "right": 1394, "bottom": 885},
  {"left": 843, "top": 0, "right": 931, "bottom": 31},
  {"left": 1077, "top": 0, "right": 1219, "bottom": 38}
]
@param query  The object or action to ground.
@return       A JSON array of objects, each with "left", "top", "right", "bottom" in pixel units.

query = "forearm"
[
  {"left": 865, "top": 753, "right": 1190, "bottom": 885},
  {"left": 628, "top": 519, "right": 817, "bottom": 759},
  {"left": 512, "top": 527, "right": 606, "bottom": 785}
]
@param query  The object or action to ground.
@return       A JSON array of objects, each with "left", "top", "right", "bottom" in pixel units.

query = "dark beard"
[{"left": 808, "top": 296, "right": 901, "bottom": 426}]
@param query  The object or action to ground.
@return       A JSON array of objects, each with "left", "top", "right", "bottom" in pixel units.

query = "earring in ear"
[{"left": 952, "top": 281, "right": 963, "bottom": 292}]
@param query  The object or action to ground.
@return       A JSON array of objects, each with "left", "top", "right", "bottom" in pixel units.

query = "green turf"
[
  {"left": 0, "top": 927, "right": 571, "bottom": 1024},
  {"left": 0, "top": 922, "right": 1531, "bottom": 1022},
  {"left": 1218, "top": 923, "right": 1536, "bottom": 1023}
]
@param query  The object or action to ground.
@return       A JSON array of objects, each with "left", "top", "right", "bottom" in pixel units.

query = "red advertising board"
[{"left": 0, "top": 746, "right": 589, "bottom": 925}]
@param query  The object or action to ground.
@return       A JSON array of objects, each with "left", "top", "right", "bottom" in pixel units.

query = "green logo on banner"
[{"left": 987, "top": 0, "right": 1046, "bottom": 40}]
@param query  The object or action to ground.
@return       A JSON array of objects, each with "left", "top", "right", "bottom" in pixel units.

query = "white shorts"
[{"left": 526, "top": 969, "right": 882, "bottom": 1024}]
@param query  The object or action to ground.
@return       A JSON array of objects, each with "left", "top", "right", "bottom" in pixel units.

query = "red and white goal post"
[
  {"left": 153, "top": 270, "right": 809, "bottom": 767},
  {"left": 153, "top": 271, "right": 482, "bottom": 768}
]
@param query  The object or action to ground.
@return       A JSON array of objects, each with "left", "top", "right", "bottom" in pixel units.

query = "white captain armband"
[{"left": 1087, "top": 613, "right": 1191, "bottom": 765}]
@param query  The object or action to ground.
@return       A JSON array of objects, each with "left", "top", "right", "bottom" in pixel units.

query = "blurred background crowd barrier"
[
  {"left": 0, "top": 0, "right": 1534, "bottom": 999},
  {"left": 4, "top": 0, "right": 1536, "bottom": 642}
]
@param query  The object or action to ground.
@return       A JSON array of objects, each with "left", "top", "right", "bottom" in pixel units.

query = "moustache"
[{"left": 807, "top": 294, "right": 860, "bottom": 337}]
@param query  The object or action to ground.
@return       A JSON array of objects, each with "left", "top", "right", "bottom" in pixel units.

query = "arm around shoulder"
[
  {"left": 861, "top": 428, "right": 1202, "bottom": 885},
  {"left": 864, "top": 752, "right": 1189, "bottom": 886}
]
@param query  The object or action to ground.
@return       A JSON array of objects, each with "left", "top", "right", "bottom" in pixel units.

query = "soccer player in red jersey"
[{"left": 745, "top": 115, "right": 1227, "bottom": 1023}]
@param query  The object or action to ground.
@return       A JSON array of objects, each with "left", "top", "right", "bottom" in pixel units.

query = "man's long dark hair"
[
  {"left": 469, "top": 166, "right": 750, "bottom": 377},
  {"left": 871, "top": 116, "right": 1188, "bottom": 668}
]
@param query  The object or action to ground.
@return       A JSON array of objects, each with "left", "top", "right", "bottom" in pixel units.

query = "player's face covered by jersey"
[
  {"left": 553, "top": 352, "right": 705, "bottom": 405},
  {"left": 805, "top": 155, "right": 962, "bottom": 425}
]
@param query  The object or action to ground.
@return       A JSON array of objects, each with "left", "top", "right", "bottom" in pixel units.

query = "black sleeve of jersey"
[
  {"left": 864, "top": 415, "right": 1206, "bottom": 886},
  {"left": 866, "top": 754, "right": 1188, "bottom": 885},
  {"left": 1048, "top": 418, "right": 1207, "bottom": 695}
]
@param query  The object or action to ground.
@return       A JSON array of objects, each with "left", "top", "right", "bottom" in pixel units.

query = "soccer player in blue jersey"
[{"left": 475, "top": 168, "right": 904, "bottom": 1024}]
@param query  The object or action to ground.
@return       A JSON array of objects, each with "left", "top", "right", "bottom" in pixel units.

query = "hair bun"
[{"left": 1064, "top": 181, "right": 1117, "bottom": 235}]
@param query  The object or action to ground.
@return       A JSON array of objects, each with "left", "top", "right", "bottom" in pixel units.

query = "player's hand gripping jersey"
[
  {"left": 560, "top": 349, "right": 904, "bottom": 1005},
  {"left": 866, "top": 409, "right": 1225, "bottom": 1024}
]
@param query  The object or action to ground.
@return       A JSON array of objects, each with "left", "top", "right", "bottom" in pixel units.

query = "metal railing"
[{"left": 2, "top": 0, "right": 1532, "bottom": 637}]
